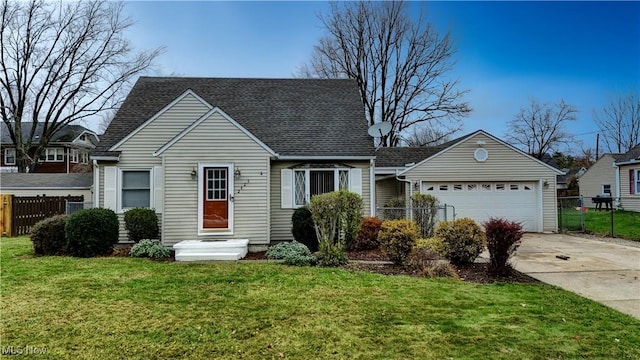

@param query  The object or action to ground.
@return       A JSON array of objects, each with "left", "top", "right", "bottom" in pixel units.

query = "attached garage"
[
  {"left": 421, "top": 181, "right": 539, "bottom": 231},
  {"left": 375, "top": 130, "right": 563, "bottom": 232}
]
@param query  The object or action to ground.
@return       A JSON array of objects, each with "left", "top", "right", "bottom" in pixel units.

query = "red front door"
[{"left": 203, "top": 167, "right": 228, "bottom": 229}]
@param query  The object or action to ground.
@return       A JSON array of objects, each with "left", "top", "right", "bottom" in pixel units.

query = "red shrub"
[
  {"left": 484, "top": 217, "right": 524, "bottom": 276},
  {"left": 353, "top": 217, "right": 383, "bottom": 250}
]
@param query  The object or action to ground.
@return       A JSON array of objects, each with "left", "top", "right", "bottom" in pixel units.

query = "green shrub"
[
  {"left": 435, "top": 218, "right": 486, "bottom": 265},
  {"left": 378, "top": 219, "right": 419, "bottom": 265},
  {"left": 124, "top": 207, "right": 159, "bottom": 243},
  {"left": 415, "top": 237, "right": 446, "bottom": 257},
  {"left": 412, "top": 194, "right": 439, "bottom": 238},
  {"left": 291, "top": 207, "right": 318, "bottom": 252},
  {"left": 382, "top": 196, "right": 405, "bottom": 220},
  {"left": 30, "top": 215, "right": 68, "bottom": 256},
  {"left": 130, "top": 239, "right": 171, "bottom": 259},
  {"left": 484, "top": 217, "right": 524, "bottom": 276},
  {"left": 65, "top": 208, "right": 119, "bottom": 257},
  {"left": 283, "top": 253, "right": 317, "bottom": 266},
  {"left": 354, "top": 216, "right": 383, "bottom": 250},
  {"left": 308, "top": 191, "right": 363, "bottom": 267},
  {"left": 266, "top": 241, "right": 311, "bottom": 260}
]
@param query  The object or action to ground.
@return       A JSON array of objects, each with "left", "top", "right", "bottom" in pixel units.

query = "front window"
[
  {"left": 70, "top": 149, "right": 79, "bottom": 163},
  {"left": 122, "top": 170, "right": 150, "bottom": 208},
  {"left": 45, "top": 148, "right": 64, "bottom": 162},
  {"left": 81, "top": 151, "right": 89, "bottom": 164},
  {"left": 293, "top": 169, "right": 350, "bottom": 206},
  {"left": 636, "top": 170, "right": 640, "bottom": 194},
  {"left": 4, "top": 148, "right": 16, "bottom": 165}
]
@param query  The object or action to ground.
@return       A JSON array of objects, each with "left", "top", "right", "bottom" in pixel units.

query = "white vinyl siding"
[
  {"left": 272, "top": 161, "right": 370, "bottom": 242},
  {"left": 402, "top": 132, "right": 559, "bottom": 232},
  {"left": 160, "top": 111, "right": 271, "bottom": 246},
  {"left": 579, "top": 154, "right": 619, "bottom": 198},
  {"left": 619, "top": 165, "right": 640, "bottom": 212}
]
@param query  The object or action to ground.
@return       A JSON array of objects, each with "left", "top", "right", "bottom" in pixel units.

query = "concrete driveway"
[{"left": 512, "top": 233, "right": 640, "bottom": 319}]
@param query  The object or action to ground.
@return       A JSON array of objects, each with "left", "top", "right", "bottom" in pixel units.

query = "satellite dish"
[{"left": 367, "top": 122, "right": 392, "bottom": 138}]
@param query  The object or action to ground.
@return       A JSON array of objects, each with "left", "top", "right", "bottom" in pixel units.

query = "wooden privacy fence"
[{"left": 0, "top": 194, "right": 84, "bottom": 237}]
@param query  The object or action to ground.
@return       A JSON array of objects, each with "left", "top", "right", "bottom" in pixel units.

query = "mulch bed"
[{"left": 239, "top": 247, "right": 540, "bottom": 284}]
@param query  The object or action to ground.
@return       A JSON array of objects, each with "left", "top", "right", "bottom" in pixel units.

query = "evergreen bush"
[
  {"left": 124, "top": 207, "right": 159, "bottom": 243},
  {"left": 291, "top": 207, "right": 319, "bottom": 252},
  {"left": 30, "top": 215, "right": 68, "bottom": 256},
  {"left": 377, "top": 219, "right": 419, "bottom": 265},
  {"left": 65, "top": 208, "right": 119, "bottom": 257},
  {"left": 435, "top": 217, "right": 486, "bottom": 265},
  {"left": 130, "top": 239, "right": 171, "bottom": 259}
]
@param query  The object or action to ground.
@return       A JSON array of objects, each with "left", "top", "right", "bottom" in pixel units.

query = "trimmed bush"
[
  {"left": 283, "top": 253, "right": 317, "bottom": 267},
  {"left": 412, "top": 194, "right": 439, "bottom": 238},
  {"left": 484, "top": 217, "right": 524, "bottom": 276},
  {"left": 354, "top": 216, "right": 383, "bottom": 250},
  {"left": 415, "top": 237, "right": 446, "bottom": 257},
  {"left": 435, "top": 218, "right": 486, "bottom": 265},
  {"left": 30, "top": 215, "right": 68, "bottom": 255},
  {"left": 291, "top": 207, "right": 319, "bottom": 252},
  {"left": 130, "top": 239, "right": 170, "bottom": 259},
  {"left": 124, "top": 207, "right": 159, "bottom": 243},
  {"left": 65, "top": 208, "right": 119, "bottom": 257},
  {"left": 266, "top": 241, "right": 311, "bottom": 260},
  {"left": 308, "top": 191, "right": 363, "bottom": 267},
  {"left": 378, "top": 219, "right": 419, "bottom": 265}
]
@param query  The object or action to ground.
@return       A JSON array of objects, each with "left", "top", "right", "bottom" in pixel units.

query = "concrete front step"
[{"left": 173, "top": 239, "right": 249, "bottom": 261}]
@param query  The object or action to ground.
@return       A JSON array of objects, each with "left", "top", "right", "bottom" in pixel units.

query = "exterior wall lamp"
[
  {"left": 190, "top": 167, "right": 197, "bottom": 179},
  {"left": 234, "top": 168, "right": 241, "bottom": 179}
]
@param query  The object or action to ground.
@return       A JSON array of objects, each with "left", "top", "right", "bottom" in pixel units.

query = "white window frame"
[
  {"left": 117, "top": 168, "right": 153, "bottom": 213},
  {"left": 602, "top": 184, "right": 611, "bottom": 195},
  {"left": 197, "top": 163, "right": 234, "bottom": 236},
  {"left": 45, "top": 148, "right": 64, "bottom": 162},
  {"left": 4, "top": 148, "right": 16, "bottom": 165},
  {"left": 635, "top": 169, "right": 640, "bottom": 194},
  {"left": 292, "top": 168, "right": 351, "bottom": 208},
  {"left": 81, "top": 151, "right": 89, "bottom": 164},
  {"left": 70, "top": 149, "right": 79, "bottom": 163}
]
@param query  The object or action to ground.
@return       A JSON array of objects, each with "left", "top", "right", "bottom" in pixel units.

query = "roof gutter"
[
  {"left": 91, "top": 155, "right": 120, "bottom": 161},
  {"left": 614, "top": 159, "right": 640, "bottom": 166},
  {"left": 275, "top": 155, "right": 376, "bottom": 161}
]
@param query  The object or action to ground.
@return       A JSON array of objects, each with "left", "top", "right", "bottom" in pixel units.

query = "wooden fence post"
[{"left": 0, "top": 194, "right": 13, "bottom": 237}]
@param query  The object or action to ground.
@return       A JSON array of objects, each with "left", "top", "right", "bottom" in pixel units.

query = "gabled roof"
[
  {"left": 1, "top": 123, "right": 96, "bottom": 145},
  {"left": 375, "top": 133, "right": 474, "bottom": 168},
  {"left": 615, "top": 143, "right": 640, "bottom": 164},
  {"left": 0, "top": 173, "right": 93, "bottom": 189},
  {"left": 95, "top": 77, "right": 374, "bottom": 158}
]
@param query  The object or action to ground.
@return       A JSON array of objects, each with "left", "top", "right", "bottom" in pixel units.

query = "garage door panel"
[{"left": 423, "top": 182, "right": 538, "bottom": 231}]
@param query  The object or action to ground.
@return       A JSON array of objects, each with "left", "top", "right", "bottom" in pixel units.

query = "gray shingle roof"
[
  {"left": 95, "top": 77, "right": 374, "bottom": 157},
  {"left": 1, "top": 123, "right": 93, "bottom": 144},
  {"left": 616, "top": 143, "right": 640, "bottom": 163},
  {"left": 375, "top": 133, "right": 474, "bottom": 168},
  {"left": 0, "top": 173, "right": 93, "bottom": 189}
]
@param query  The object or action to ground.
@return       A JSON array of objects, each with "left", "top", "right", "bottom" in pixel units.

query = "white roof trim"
[
  {"left": 91, "top": 155, "right": 120, "bottom": 161},
  {"left": 375, "top": 166, "right": 405, "bottom": 175},
  {"left": 153, "top": 107, "right": 277, "bottom": 157},
  {"left": 109, "top": 89, "right": 213, "bottom": 151},
  {"left": 0, "top": 186, "right": 91, "bottom": 190},
  {"left": 72, "top": 130, "right": 99, "bottom": 143},
  {"left": 615, "top": 159, "right": 640, "bottom": 166},
  {"left": 399, "top": 130, "right": 564, "bottom": 175},
  {"left": 275, "top": 155, "right": 375, "bottom": 160}
]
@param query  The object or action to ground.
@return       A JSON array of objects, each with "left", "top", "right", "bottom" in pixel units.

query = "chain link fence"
[{"left": 558, "top": 196, "right": 640, "bottom": 240}]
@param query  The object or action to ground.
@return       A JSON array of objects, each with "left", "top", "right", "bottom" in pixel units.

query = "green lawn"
[
  {"left": 558, "top": 209, "right": 640, "bottom": 240},
  {"left": 2, "top": 237, "right": 639, "bottom": 359}
]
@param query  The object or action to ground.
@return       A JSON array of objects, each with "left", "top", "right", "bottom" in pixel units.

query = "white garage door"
[{"left": 422, "top": 182, "right": 539, "bottom": 231}]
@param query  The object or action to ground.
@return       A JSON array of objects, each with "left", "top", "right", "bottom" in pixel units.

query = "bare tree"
[
  {"left": 403, "top": 121, "right": 459, "bottom": 147},
  {"left": 594, "top": 92, "right": 640, "bottom": 154},
  {"left": 298, "top": 1, "right": 471, "bottom": 147},
  {"left": 0, "top": 0, "right": 161, "bottom": 172},
  {"left": 507, "top": 99, "right": 577, "bottom": 160}
]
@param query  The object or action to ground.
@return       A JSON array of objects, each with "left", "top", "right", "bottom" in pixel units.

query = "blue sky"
[{"left": 119, "top": 1, "right": 640, "bottom": 154}]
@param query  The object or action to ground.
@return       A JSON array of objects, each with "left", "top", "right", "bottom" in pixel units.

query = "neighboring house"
[
  {"left": 0, "top": 173, "right": 93, "bottom": 200},
  {"left": 579, "top": 153, "right": 622, "bottom": 199},
  {"left": 1, "top": 123, "right": 99, "bottom": 173},
  {"left": 92, "top": 77, "right": 374, "bottom": 250},
  {"left": 615, "top": 144, "right": 640, "bottom": 212},
  {"left": 375, "top": 130, "right": 563, "bottom": 232},
  {"left": 556, "top": 167, "right": 586, "bottom": 194}
]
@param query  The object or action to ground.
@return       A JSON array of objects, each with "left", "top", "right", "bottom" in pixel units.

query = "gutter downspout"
[
  {"left": 396, "top": 170, "right": 412, "bottom": 219},
  {"left": 369, "top": 158, "right": 375, "bottom": 216},
  {"left": 92, "top": 159, "right": 100, "bottom": 206}
]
